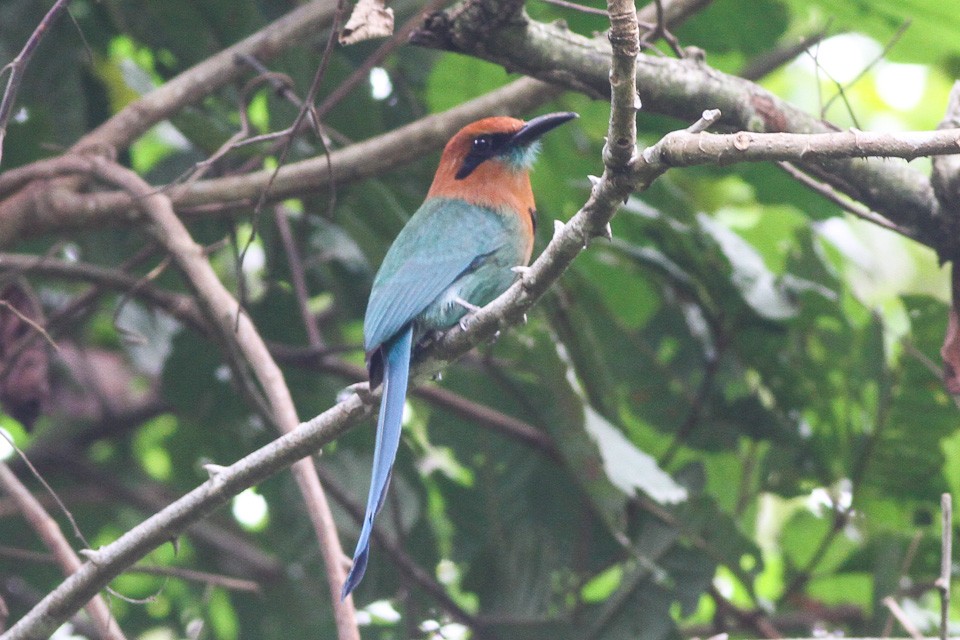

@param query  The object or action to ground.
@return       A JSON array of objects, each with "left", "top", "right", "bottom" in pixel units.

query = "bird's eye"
[{"left": 472, "top": 135, "right": 493, "bottom": 153}]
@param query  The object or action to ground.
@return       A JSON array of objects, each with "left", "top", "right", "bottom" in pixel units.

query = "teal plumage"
[
  {"left": 342, "top": 112, "right": 577, "bottom": 599},
  {"left": 364, "top": 197, "right": 530, "bottom": 351}
]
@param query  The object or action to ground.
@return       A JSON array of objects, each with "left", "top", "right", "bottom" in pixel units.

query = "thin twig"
[
  {"left": 0, "top": 462, "right": 126, "bottom": 640},
  {"left": 313, "top": 466, "right": 481, "bottom": 628},
  {"left": 740, "top": 30, "right": 827, "bottom": 81},
  {"left": 882, "top": 596, "right": 925, "bottom": 640},
  {"left": 0, "top": 301, "right": 57, "bottom": 352},
  {"left": 315, "top": 0, "right": 450, "bottom": 121},
  {"left": 776, "top": 162, "right": 918, "bottom": 239},
  {"left": 0, "top": 547, "right": 260, "bottom": 594},
  {"left": 245, "top": 0, "right": 349, "bottom": 250},
  {"left": 83, "top": 157, "right": 360, "bottom": 640},
  {"left": 821, "top": 20, "right": 910, "bottom": 117},
  {"left": 636, "top": 0, "right": 713, "bottom": 27},
  {"left": 539, "top": 0, "right": 608, "bottom": 16},
  {"left": 0, "top": 0, "right": 74, "bottom": 168},
  {"left": 273, "top": 205, "right": 325, "bottom": 347},
  {"left": 638, "top": 0, "right": 684, "bottom": 57},
  {"left": 883, "top": 531, "right": 924, "bottom": 637},
  {"left": 936, "top": 493, "right": 952, "bottom": 640},
  {"left": 781, "top": 506, "right": 851, "bottom": 600},
  {"left": 709, "top": 585, "right": 782, "bottom": 639}
]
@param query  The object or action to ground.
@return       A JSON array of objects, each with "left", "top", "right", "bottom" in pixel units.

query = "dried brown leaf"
[
  {"left": 0, "top": 282, "right": 50, "bottom": 428},
  {"left": 339, "top": 0, "right": 395, "bottom": 45}
]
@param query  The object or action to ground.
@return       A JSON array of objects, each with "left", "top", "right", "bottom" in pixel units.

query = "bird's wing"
[{"left": 363, "top": 199, "right": 505, "bottom": 352}]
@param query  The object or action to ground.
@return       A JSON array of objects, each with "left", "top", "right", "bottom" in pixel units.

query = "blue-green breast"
[{"left": 363, "top": 197, "right": 530, "bottom": 353}]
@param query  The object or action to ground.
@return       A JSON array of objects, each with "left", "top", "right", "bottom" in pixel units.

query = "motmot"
[{"left": 342, "top": 111, "right": 578, "bottom": 599}]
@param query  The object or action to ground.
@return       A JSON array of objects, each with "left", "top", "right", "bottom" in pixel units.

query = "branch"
[
  {"left": 646, "top": 127, "right": 960, "bottom": 166},
  {"left": 73, "top": 0, "right": 339, "bottom": 153},
  {"left": 2, "top": 0, "right": 638, "bottom": 634},
  {"left": 52, "top": 456, "right": 285, "bottom": 583},
  {"left": 0, "top": 0, "right": 74, "bottom": 168},
  {"left": 640, "top": 125, "right": 960, "bottom": 247},
  {"left": 0, "top": 251, "right": 558, "bottom": 459},
  {"left": 0, "top": 253, "right": 208, "bottom": 333},
  {"left": 0, "top": 77, "right": 558, "bottom": 246},
  {"left": 0, "top": 546, "right": 260, "bottom": 594},
  {"left": 78, "top": 158, "right": 360, "bottom": 639},
  {"left": 0, "top": 462, "right": 126, "bottom": 640},
  {"left": 2, "top": 382, "right": 371, "bottom": 639},
  {"left": 409, "top": 1, "right": 945, "bottom": 249}
]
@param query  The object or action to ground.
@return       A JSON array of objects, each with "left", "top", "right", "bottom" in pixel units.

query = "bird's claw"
[
  {"left": 203, "top": 463, "right": 228, "bottom": 479},
  {"left": 453, "top": 295, "right": 482, "bottom": 331},
  {"left": 511, "top": 265, "right": 532, "bottom": 289},
  {"left": 453, "top": 295, "right": 481, "bottom": 313},
  {"left": 553, "top": 219, "right": 565, "bottom": 241},
  {"left": 341, "top": 382, "right": 373, "bottom": 403},
  {"left": 79, "top": 548, "right": 104, "bottom": 565}
]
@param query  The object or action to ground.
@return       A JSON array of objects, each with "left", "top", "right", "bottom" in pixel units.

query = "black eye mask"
[{"left": 455, "top": 132, "right": 514, "bottom": 180}]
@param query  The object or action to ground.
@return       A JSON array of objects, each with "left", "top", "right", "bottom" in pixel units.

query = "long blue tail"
[{"left": 341, "top": 324, "right": 414, "bottom": 600}]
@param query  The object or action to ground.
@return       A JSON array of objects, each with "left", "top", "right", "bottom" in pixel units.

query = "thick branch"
[
  {"left": 1, "top": 2, "right": 637, "bottom": 636},
  {"left": 76, "top": 158, "right": 359, "bottom": 639},
  {"left": 648, "top": 127, "right": 960, "bottom": 166},
  {"left": 74, "top": 0, "right": 338, "bottom": 152},
  {"left": 0, "top": 252, "right": 558, "bottom": 459},
  {"left": 0, "top": 463, "right": 126, "bottom": 640},
  {"left": 0, "top": 78, "right": 558, "bottom": 246},
  {"left": 2, "top": 389, "right": 370, "bottom": 640},
  {"left": 0, "top": 253, "right": 208, "bottom": 333},
  {"left": 409, "top": 2, "right": 945, "bottom": 250}
]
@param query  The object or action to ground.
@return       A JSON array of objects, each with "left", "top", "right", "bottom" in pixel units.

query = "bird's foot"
[
  {"left": 341, "top": 381, "right": 374, "bottom": 404},
  {"left": 511, "top": 265, "right": 533, "bottom": 290},
  {"left": 203, "top": 463, "right": 228, "bottom": 479},
  {"left": 453, "top": 296, "right": 481, "bottom": 313},
  {"left": 454, "top": 296, "right": 482, "bottom": 331},
  {"left": 553, "top": 219, "right": 565, "bottom": 240},
  {"left": 79, "top": 548, "right": 105, "bottom": 565}
]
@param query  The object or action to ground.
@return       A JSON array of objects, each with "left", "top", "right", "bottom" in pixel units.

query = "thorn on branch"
[
  {"left": 510, "top": 265, "right": 533, "bottom": 289},
  {"left": 203, "top": 464, "right": 228, "bottom": 479},
  {"left": 552, "top": 219, "right": 566, "bottom": 240},
  {"left": 687, "top": 109, "right": 721, "bottom": 133},
  {"left": 341, "top": 382, "right": 374, "bottom": 404},
  {"left": 78, "top": 548, "right": 104, "bottom": 565}
]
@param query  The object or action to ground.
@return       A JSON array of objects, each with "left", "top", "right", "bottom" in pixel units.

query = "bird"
[{"left": 341, "top": 111, "right": 578, "bottom": 599}]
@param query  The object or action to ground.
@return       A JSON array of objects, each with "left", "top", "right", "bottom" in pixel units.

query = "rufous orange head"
[{"left": 427, "top": 112, "right": 578, "bottom": 217}]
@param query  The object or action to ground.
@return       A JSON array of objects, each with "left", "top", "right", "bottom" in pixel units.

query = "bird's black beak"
[{"left": 509, "top": 111, "right": 578, "bottom": 147}]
